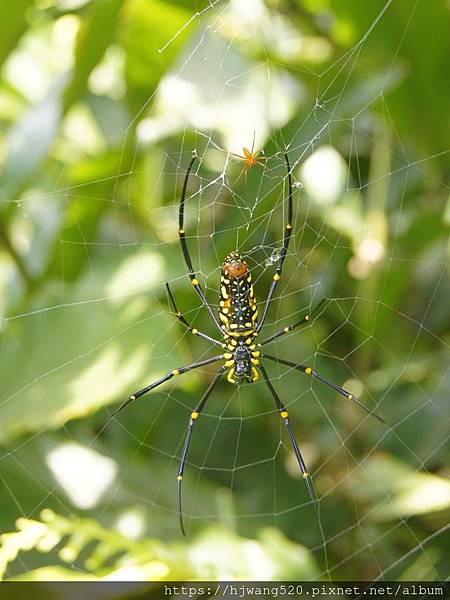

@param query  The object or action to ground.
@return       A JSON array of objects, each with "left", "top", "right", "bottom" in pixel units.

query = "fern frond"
[
  {"left": 0, "top": 509, "right": 182, "bottom": 581},
  {"left": 1, "top": 510, "right": 318, "bottom": 580}
]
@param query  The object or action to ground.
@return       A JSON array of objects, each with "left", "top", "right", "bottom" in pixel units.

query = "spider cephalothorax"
[{"left": 111, "top": 150, "right": 385, "bottom": 535}]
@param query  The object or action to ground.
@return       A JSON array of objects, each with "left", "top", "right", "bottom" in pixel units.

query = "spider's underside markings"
[{"left": 110, "top": 150, "right": 385, "bottom": 535}]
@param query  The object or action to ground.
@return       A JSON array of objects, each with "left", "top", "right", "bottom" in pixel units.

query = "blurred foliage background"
[{"left": 0, "top": 0, "right": 449, "bottom": 585}]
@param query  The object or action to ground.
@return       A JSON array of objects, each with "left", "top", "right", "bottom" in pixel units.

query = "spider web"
[{"left": 0, "top": 0, "right": 449, "bottom": 583}]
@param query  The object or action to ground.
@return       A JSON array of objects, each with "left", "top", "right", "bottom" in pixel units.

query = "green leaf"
[
  {"left": 0, "top": 249, "right": 185, "bottom": 444},
  {"left": 0, "top": 0, "right": 34, "bottom": 69},
  {"left": 0, "top": 78, "right": 64, "bottom": 205},
  {"left": 63, "top": 0, "right": 125, "bottom": 112},
  {"left": 1, "top": 511, "right": 318, "bottom": 580},
  {"left": 0, "top": 509, "right": 180, "bottom": 580},
  {"left": 345, "top": 453, "right": 450, "bottom": 520},
  {"left": 120, "top": 0, "right": 194, "bottom": 113},
  {"left": 187, "top": 526, "right": 318, "bottom": 579}
]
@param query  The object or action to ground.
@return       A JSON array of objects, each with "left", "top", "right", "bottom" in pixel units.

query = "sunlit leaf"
[
  {"left": 63, "top": 0, "right": 125, "bottom": 112},
  {"left": 345, "top": 453, "right": 450, "bottom": 520},
  {"left": 0, "top": 78, "right": 64, "bottom": 204},
  {"left": 0, "top": 0, "right": 34, "bottom": 69},
  {"left": 0, "top": 249, "right": 183, "bottom": 444}
]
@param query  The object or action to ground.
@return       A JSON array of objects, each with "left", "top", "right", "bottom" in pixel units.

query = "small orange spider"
[
  {"left": 231, "top": 146, "right": 267, "bottom": 169},
  {"left": 230, "top": 145, "right": 267, "bottom": 185}
]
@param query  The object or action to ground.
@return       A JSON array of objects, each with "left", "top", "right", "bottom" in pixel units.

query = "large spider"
[{"left": 111, "top": 151, "right": 384, "bottom": 535}]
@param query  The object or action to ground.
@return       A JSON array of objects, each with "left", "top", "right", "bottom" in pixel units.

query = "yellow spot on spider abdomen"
[
  {"left": 227, "top": 368, "right": 236, "bottom": 383},
  {"left": 228, "top": 330, "right": 255, "bottom": 337},
  {"left": 305, "top": 367, "right": 312, "bottom": 375},
  {"left": 280, "top": 410, "right": 289, "bottom": 419}
]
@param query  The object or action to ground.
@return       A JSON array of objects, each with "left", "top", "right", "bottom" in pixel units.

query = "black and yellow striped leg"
[
  {"left": 260, "top": 298, "right": 328, "bottom": 347},
  {"left": 258, "top": 363, "right": 318, "bottom": 509},
  {"left": 262, "top": 354, "right": 386, "bottom": 425},
  {"left": 165, "top": 282, "right": 222, "bottom": 347},
  {"left": 177, "top": 368, "right": 225, "bottom": 535},
  {"left": 178, "top": 154, "right": 223, "bottom": 333},
  {"left": 258, "top": 153, "right": 294, "bottom": 331},
  {"left": 107, "top": 354, "right": 224, "bottom": 425}
]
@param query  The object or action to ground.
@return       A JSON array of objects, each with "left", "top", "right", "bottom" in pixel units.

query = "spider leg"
[
  {"left": 250, "top": 128, "right": 256, "bottom": 156},
  {"left": 260, "top": 298, "right": 328, "bottom": 347},
  {"left": 258, "top": 363, "right": 318, "bottom": 510},
  {"left": 177, "top": 367, "right": 225, "bottom": 535},
  {"left": 229, "top": 152, "right": 268, "bottom": 164},
  {"left": 165, "top": 282, "right": 222, "bottom": 347},
  {"left": 102, "top": 354, "right": 224, "bottom": 434},
  {"left": 232, "top": 164, "right": 248, "bottom": 187},
  {"left": 178, "top": 154, "right": 223, "bottom": 334},
  {"left": 262, "top": 354, "right": 386, "bottom": 425},
  {"left": 257, "top": 152, "right": 294, "bottom": 331}
]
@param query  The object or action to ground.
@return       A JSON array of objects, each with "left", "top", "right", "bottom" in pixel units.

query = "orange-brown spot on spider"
[
  {"left": 227, "top": 261, "right": 248, "bottom": 277},
  {"left": 222, "top": 251, "right": 248, "bottom": 278}
]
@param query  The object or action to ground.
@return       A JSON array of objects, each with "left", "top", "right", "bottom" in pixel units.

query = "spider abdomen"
[
  {"left": 219, "top": 251, "right": 260, "bottom": 383},
  {"left": 219, "top": 251, "right": 258, "bottom": 332}
]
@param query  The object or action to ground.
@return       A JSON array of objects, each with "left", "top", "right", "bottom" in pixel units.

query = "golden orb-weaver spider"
[{"left": 111, "top": 151, "right": 385, "bottom": 535}]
